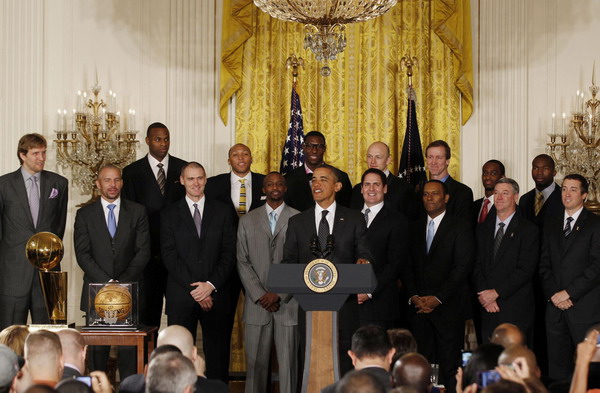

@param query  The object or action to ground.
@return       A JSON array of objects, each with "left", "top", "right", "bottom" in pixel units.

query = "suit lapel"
[
  {"left": 37, "top": 171, "right": 50, "bottom": 224},
  {"left": 113, "top": 200, "right": 132, "bottom": 252},
  {"left": 368, "top": 205, "right": 387, "bottom": 232},
  {"left": 272, "top": 205, "right": 290, "bottom": 239},
  {"left": 428, "top": 214, "right": 450, "bottom": 256},
  {"left": 178, "top": 199, "right": 199, "bottom": 239},
  {"left": 164, "top": 155, "right": 181, "bottom": 195},
  {"left": 200, "top": 199, "right": 215, "bottom": 242},
  {"left": 12, "top": 170, "right": 35, "bottom": 229},
  {"left": 332, "top": 207, "right": 348, "bottom": 242},
  {"left": 91, "top": 200, "right": 114, "bottom": 248},
  {"left": 141, "top": 156, "right": 163, "bottom": 196},
  {"left": 563, "top": 208, "right": 588, "bottom": 255},
  {"left": 250, "top": 172, "right": 264, "bottom": 210},
  {"left": 494, "top": 214, "right": 519, "bottom": 262}
]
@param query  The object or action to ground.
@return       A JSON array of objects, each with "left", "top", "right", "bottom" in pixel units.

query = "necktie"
[
  {"left": 107, "top": 204, "right": 117, "bottom": 238},
  {"left": 157, "top": 163, "right": 166, "bottom": 195},
  {"left": 534, "top": 192, "right": 544, "bottom": 216},
  {"left": 238, "top": 179, "right": 247, "bottom": 216},
  {"left": 478, "top": 199, "right": 490, "bottom": 224},
  {"left": 318, "top": 210, "right": 330, "bottom": 251},
  {"left": 29, "top": 176, "right": 39, "bottom": 228},
  {"left": 564, "top": 217, "right": 574, "bottom": 238},
  {"left": 364, "top": 208, "right": 371, "bottom": 227},
  {"left": 493, "top": 222, "right": 505, "bottom": 258},
  {"left": 269, "top": 211, "right": 277, "bottom": 234},
  {"left": 426, "top": 220, "right": 435, "bottom": 253},
  {"left": 193, "top": 203, "right": 202, "bottom": 238}
]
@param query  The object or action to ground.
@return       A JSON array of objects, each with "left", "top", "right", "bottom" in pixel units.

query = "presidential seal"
[{"left": 304, "top": 258, "right": 338, "bottom": 293}]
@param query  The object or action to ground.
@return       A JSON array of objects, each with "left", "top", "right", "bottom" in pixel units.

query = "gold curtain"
[{"left": 220, "top": 0, "right": 473, "bottom": 183}]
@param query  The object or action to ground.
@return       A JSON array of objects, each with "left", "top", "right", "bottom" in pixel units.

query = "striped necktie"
[
  {"left": 534, "top": 192, "right": 544, "bottom": 216},
  {"left": 157, "top": 163, "right": 166, "bottom": 195},
  {"left": 238, "top": 179, "right": 247, "bottom": 216}
]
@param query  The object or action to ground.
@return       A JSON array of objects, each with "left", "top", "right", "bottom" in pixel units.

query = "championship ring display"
[
  {"left": 303, "top": 258, "right": 338, "bottom": 293},
  {"left": 85, "top": 282, "right": 138, "bottom": 329}
]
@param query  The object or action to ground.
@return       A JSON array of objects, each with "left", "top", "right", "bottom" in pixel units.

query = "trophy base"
[
  {"left": 28, "top": 323, "right": 75, "bottom": 332},
  {"left": 81, "top": 325, "right": 140, "bottom": 332}
]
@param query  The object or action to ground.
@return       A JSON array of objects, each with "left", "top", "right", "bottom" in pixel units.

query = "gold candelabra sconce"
[
  {"left": 547, "top": 64, "right": 600, "bottom": 212},
  {"left": 54, "top": 80, "right": 139, "bottom": 205}
]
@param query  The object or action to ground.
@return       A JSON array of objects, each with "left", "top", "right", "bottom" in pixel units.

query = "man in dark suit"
[
  {"left": 473, "top": 160, "right": 505, "bottom": 226},
  {"left": 122, "top": 122, "right": 187, "bottom": 330},
  {"left": 350, "top": 141, "right": 416, "bottom": 219},
  {"left": 57, "top": 329, "right": 87, "bottom": 380},
  {"left": 356, "top": 168, "right": 407, "bottom": 329},
  {"left": 539, "top": 174, "right": 600, "bottom": 383},
  {"left": 282, "top": 165, "right": 373, "bottom": 374},
  {"left": 0, "top": 134, "right": 68, "bottom": 330},
  {"left": 161, "top": 162, "right": 236, "bottom": 383},
  {"left": 473, "top": 178, "right": 539, "bottom": 344},
  {"left": 404, "top": 180, "right": 475, "bottom": 393},
  {"left": 74, "top": 164, "right": 150, "bottom": 379},
  {"left": 320, "top": 325, "right": 395, "bottom": 393},
  {"left": 425, "top": 140, "right": 473, "bottom": 219},
  {"left": 284, "top": 131, "right": 353, "bottom": 211}
]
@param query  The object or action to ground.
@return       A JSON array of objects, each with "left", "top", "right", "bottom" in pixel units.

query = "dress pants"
[
  {"left": 88, "top": 345, "right": 136, "bottom": 380},
  {"left": 0, "top": 273, "right": 48, "bottom": 330},
  {"left": 141, "top": 262, "right": 167, "bottom": 329}
]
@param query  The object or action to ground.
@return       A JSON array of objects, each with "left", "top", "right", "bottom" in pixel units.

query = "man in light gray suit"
[
  {"left": 237, "top": 172, "right": 299, "bottom": 393},
  {"left": 0, "top": 133, "right": 68, "bottom": 330}
]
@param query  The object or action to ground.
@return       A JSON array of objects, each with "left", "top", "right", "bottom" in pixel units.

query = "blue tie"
[
  {"left": 426, "top": 219, "right": 435, "bottom": 253},
  {"left": 269, "top": 211, "right": 277, "bottom": 234},
  {"left": 107, "top": 204, "right": 117, "bottom": 238}
]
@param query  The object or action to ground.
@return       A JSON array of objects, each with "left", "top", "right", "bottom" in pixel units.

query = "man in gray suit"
[
  {"left": 237, "top": 172, "right": 299, "bottom": 393},
  {"left": 0, "top": 133, "right": 68, "bottom": 330},
  {"left": 74, "top": 164, "right": 150, "bottom": 379}
]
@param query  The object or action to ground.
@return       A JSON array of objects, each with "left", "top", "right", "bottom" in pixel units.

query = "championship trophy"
[{"left": 25, "top": 232, "right": 67, "bottom": 325}]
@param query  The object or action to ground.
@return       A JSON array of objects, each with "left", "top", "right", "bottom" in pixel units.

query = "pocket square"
[{"left": 49, "top": 188, "right": 59, "bottom": 199}]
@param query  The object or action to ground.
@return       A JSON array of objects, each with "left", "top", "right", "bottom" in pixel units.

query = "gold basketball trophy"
[{"left": 25, "top": 232, "right": 67, "bottom": 325}]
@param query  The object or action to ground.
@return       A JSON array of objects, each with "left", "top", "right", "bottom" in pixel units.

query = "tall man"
[
  {"left": 473, "top": 178, "right": 539, "bottom": 344},
  {"left": 403, "top": 180, "right": 474, "bottom": 393},
  {"left": 356, "top": 168, "right": 407, "bottom": 329},
  {"left": 282, "top": 165, "right": 373, "bottom": 374},
  {"left": 122, "top": 122, "right": 187, "bottom": 329},
  {"left": 473, "top": 160, "right": 505, "bottom": 225},
  {"left": 161, "top": 162, "right": 236, "bottom": 382},
  {"left": 539, "top": 174, "right": 600, "bottom": 382},
  {"left": 237, "top": 172, "right": 299, "bottom": 393},
  {"left": 0, "top": 134, "right": 68, "bottom": 329},
  {"left": 74, "top": 164, "right": 150, "bottom": 378},
  {"left": 425, "top": 140, "right": 473, "bottom": 219},
  {"left": 284, "top": 131, "right": 353, "bottom": 211},
  {"left": 350, "top": 142, "right": 416, "bottom": 219}
]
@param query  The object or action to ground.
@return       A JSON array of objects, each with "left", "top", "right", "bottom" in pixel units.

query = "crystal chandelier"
[
  {"left": 254, "top": 0, "right": 398, "bottom": 75},
  {"left": 54, "top": 80, "right": 139, "bottom": 205},
  {"left": 547, "top": 65, "right": 600, "bottom": 212}
]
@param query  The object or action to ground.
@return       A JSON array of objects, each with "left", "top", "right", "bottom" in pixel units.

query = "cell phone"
[
  {"left": 477, "top": 370, "right": 501, "bottom": 387},
  {"left": 597, "top": 334, "right": 600, "bottom": 347},
  {"left": 461, "top": 351, "right": 473, "bottom": 367},
  {"left": 76, "top": 376, "right": 92, "bottom": 387}
]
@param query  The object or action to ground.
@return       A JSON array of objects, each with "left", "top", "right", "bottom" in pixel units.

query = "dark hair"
[
  {"left": 485, "top": 160, "right": 506, "bottom": 176},
  {"left": 313, "top": 164, "right": 340, "bottom": 183},
  {"left": 24, "top": 385, "right": 57, "bottom": 393},
  {"left": 563, "top": 174, "right": 589, "bottom": 194},
  {"left": 146, "top": 122, "right": 169, "bottom": 137},
  {"left": 426, "top": 140, "right": 451, "bottom": 159},
  {"left": 151, "top": 344, "right": 182, "bottom": 362},
  {"left": 532, "top": 154, "right": 555, "bottom": 170},
  {"left": 180, "top": 161, "right": 205, "bottom": 177},
  {"left": 482, "top": 380, "right": 527, "bottom": 393},
  {"left": 17, "top": 134, "right": 47, "bottom": 164},
  {"left": 305, "top": 130, "right": 326, "bottom": 144},
  {"left": 361, "top": 168, "right": 387, "bottom": 186},
  {"left": 351, "top": 325, "right": 392, "bottom": 360},
  {"left": 264, "top": 171, "right": 286, "bottom": 186},
  {"left": 388, "top": 329, "right": 417, "bottom": 367},
  {"left": 336, "top": 369, "right": 386, "bottom": 393},
  {"left": 55, "top": 380, "right": 92, "bottom": 393},
  {"left": 424, "top": 179, "right": 449, "bottom": 195},
  {"left": 462, "top": 343, "right": 504, "bottom": 389}
]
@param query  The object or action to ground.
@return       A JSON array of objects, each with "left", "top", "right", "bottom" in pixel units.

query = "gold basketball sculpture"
[
  {"left": 25, "top": 232, "right": 67, "bottom": 324},
  {"left": 94, "top": 284, "right": 132, "bottom": 321}
]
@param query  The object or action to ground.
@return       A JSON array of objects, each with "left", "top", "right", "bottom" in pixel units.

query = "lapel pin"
[
  {"left": 340, "top": 217, "right": 345, "bottom": 221},
  {"left": 576, "top": 226, "right": 580, "bottom": 231},
  {"left": 510, "top": 233, "right": 514, "bottom": 238}
]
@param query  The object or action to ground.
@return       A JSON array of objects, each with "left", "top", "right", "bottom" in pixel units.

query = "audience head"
[
  {"left": 311, "top": 165, "right": 341, "bottom": 208},
  {"left": 389, "top": 387, "right": 419, "bottom": 393},
  {"left": 180, "top": 162, "right": 207, "bottom": 201},
  {"left": 425, "top": 140, "right": 451, "bottom": 180},
  {"left": 482, "top": 379, "right": 527, "bottom": 393},
  {"left": 335, "top": 369, "right": 386, "bottom": 393},
  {"left": 462, "top": 343, "right": 504, "bottom": 389},
  {"left": 157, "top": 325, "right": 197, "bottom": 362},
  {"left": 348, "top": 325, "right": 395, "bottom": 371},
  {"left": 481, "top": 160, "right": 506, "bottom": 194},
  {"left": 145, "top": 122, "right": 170, "bottom": 161},
  {"left": 490, "top": 323, "right": 526, "bottom": 348},
  {"left": 95, "top": 164, "right": 122, "bottom": 203},
  {"left": 228, "top": 143, "right": 253, "bottom": 176},
  {"left": 263, "top": 172, "right": 287, "bottom": 206},
  {"left": 0, "top": 326, "right": 29, "bottom": 357},
  {"left": 494, "top": 178, "right": 519, "bottom": 216},
  {"left": 498, "top": 345, "right": 541, "bottom": 379},
  {"left": 18, "top": 134, "right": 47, "bottom": 173},
  {"left": 387, "top": 329, "right": 417, "bottom": 367},
  {"left": 366, "top": 142, "right": 392, "bottom": 172},
  {"left": 146, "top": 352, "right": 196, "bottom": 393},
  {"left": 0, "top": 345, "right": 20, "bottom": 393},
  {"left": 562, "top": 174, "right": 589, "bottom": 214},
  {"left": 55, "top": 380, "right": 92, "bottom": 393},
  {"left": 56, "top": 329, "right": 87, "bottom": 376},
  {"left": 303, "top": 131, "right": 327, "bottom": 169},
  {"left": 531, "top": 154, "right": 556, "bottom": 190},
  {"left": 24, "top": 330, "right": 64, "bottom": 383},
  {"left": 392, "top": 352, "right": 431, "bottom": 393},
  {"left": 361, "top": 169, "right": 387, "bottom": 208},
  {"left": 422, "top": 180, "right": 449, "bottom": 218}
]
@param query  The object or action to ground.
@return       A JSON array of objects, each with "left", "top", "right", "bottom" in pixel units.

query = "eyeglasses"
[{"left": 303, "top": 143, "right": 326, "bottom": 151}]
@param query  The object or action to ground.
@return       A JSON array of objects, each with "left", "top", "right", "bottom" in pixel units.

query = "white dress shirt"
[
  {"left": 564, "top": 206, "right": 584, "bottom": 228},
  {"left": 314, "top": 201, "right": 336, "bottom": 234},
  {"left": 231, "top": 172, "right": 252, "bottom": 211},
  {"left": 426, "top": 210, "right": 446, "bottom": 238},
  {"left": 100, "top": 197, "right": 121, "bottom": 226},
  {"left": 147, "top": 154, "right": 170, "bottom": 180},
  {"left": 362, "top": 201, "right": 384, "bottom": 228},
  {"left": 185, "top": 195, "right": 205, "bottom": 217}
]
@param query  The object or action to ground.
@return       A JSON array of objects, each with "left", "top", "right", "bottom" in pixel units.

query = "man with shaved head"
[
  {"left": 392, "top": 353, "right": 432, "bottom": 393},
  {"left": 24, "top": 330, "right": 64, "bottom": 387},
  {"left": 490, "top": 323, "right": 526, "bottom": 348},
  {"left": 497, "top": 345, "right": 541, "bottom": 379},
  {"left": 56, "top": 329, "right": 87, "bottom": 379}
]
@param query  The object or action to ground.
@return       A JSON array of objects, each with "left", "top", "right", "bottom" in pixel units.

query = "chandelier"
[
  {"left": 54, "top": 80, "right": 139, "bottom": 205},
  {"left": 254, "top": 0, "right": 398, "bottom": 75},
  {"left": 547, "top": 65, "right": 600, "bottom": 212}
]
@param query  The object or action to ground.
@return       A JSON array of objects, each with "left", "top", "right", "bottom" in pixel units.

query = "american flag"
[
  {"left": 279, "top": 84, "right": 305, "bottom": 175},
  {"left": 398, "top": 86, "right": 427, "bottom": 190}
]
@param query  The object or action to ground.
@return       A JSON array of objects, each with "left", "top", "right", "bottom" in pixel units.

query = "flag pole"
[
  {"left": 286, "top": 54, "right": 305, "bottom": 85},
  {"left": 280, "top": 54, "right": 306, "bottom": 175}
]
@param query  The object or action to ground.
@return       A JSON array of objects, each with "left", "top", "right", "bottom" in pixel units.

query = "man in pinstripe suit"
[{"left": 236, "top": 172, "right": 300, "bottom": 393}]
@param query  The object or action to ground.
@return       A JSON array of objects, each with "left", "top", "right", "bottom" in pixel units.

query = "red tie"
[{"left": 478, "top": 199, "right": 490, "bottom": 224}]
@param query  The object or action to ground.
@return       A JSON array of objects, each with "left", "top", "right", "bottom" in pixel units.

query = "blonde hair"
[{"left": 0, "top": 325, "right": 30, "bottom": 356}]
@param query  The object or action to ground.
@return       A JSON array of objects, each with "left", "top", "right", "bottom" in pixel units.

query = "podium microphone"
[
  {"left": 310, "top": 235, "right": 321, "bottom": 258},
  {"left": 324, "top": 235, "right": 334, "bottom": 258}
]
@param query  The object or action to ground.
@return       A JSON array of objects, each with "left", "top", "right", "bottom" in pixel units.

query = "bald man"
[
  {"left": 24, "top": 330, "right": 64, "bottom": 387},
  {"left": 497, "top": 345, "right": 541, "bottom": 379},
  {"left": 56, "top": 329, "right": 87, "bottom": 379},
  {"left": 351, "top": 141, "right": 417, "bottom": 219},
  {"left": 490, "top": 323, "right": 526, "bottom": 348},
  {"left": 392, "top": 352, "right": 432, "bottom": 393}
]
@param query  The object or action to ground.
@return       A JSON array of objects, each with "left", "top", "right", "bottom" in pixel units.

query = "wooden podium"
[{"left": 267, "top": 263, "right": 376, "bottom": 393}]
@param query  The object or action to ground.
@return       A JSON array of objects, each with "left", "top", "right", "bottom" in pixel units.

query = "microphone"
[
  {"left": 323, "top": 235, "right": 334, "bottom": 258},
  {"left": 310, "top": 235, "right": 321, "bottom": 258}
]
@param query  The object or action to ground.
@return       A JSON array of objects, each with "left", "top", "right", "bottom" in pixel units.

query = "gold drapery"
[{"left": 219, "top": 0, "right": 473, "bottom": 183}]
